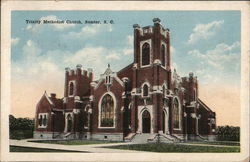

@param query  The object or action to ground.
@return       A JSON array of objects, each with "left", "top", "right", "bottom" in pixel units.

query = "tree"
[{"left": 217, "top": 125, "right": 240, "bottom": 141}]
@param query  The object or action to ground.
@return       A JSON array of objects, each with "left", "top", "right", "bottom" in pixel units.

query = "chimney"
[{"left": 50, "top": 93, "right": 56, "bottom": 99}]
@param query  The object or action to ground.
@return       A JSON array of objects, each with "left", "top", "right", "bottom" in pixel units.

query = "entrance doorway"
[
  {"left": 67, "top": 114, "right": 73, "bottom": 132},
  {"left": 142, "top": 110, "right": 151, "bottom": 133}
]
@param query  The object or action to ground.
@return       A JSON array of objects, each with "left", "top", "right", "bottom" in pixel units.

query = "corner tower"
[{"left": 133, "top": 18, "right": 171, "bottom": 70}]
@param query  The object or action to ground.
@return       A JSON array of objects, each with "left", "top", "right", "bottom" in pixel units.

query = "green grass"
[
  {"left": 104, "top": 143, "right": 240, "bottom": 153},
  {"left": 30, "top": 139, "right": 121, "bottom": 145},
  {"left": 185, "top": 141, "right": 240, "bottom": 146},
  {"left": 10, "top": 146, "right": 87, "bottom": 152}
]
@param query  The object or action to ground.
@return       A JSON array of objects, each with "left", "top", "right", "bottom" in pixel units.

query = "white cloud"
[
  {"left": 66, "top": 24, "right": 113, "bottom": 38},
  {"left": 106, "top": 52, "right": 120, "bottom": 60},
  {"left": 187, "top": 20, "right": 224, "bottom": 44},
  {"left": 22, "top": 40, "right": 41, "bottom": 59},
  {"left": 26, "top": 15, "right": 75, "bottom": 33},
  {"left": 188, "top": 41, "right": 240, "bottom": 70},
  {"left": 126, "top": 35, "right": 133, "bottom": 46},
  {"left": 11, "top": 37, "right": 20, "bottom": 46}
]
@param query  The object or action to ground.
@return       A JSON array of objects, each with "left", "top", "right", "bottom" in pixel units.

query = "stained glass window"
[{"left": 100, "top": 94, "right": 114, "bottom": 127}]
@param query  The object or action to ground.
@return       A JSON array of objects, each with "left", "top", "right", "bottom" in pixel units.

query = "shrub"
[{"left": 216, "top": 125, "right": 240, "bottom": 141}]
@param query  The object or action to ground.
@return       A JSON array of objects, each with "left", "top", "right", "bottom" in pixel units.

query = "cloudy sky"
[{"left": 11, "top": 11, "right": 240, "bottom": 126}]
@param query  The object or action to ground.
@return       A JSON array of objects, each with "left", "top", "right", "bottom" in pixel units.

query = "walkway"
[{"left": 10, "top": 139, "right": 146, "bottom": 153}]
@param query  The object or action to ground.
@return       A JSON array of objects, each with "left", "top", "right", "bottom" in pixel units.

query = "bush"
[
  {"left": 9, "top": 115, "right": 34, "bottom": 140},
  {"left": 216, "top": 125, "right": 240, "bottom": 141}
]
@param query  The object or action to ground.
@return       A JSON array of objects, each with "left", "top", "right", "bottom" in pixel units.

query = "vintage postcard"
[{"left": 1, "top": 1, "right": 249, "bottom": 161}]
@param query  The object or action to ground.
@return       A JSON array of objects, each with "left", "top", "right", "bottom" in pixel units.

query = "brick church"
[{"left": 34, "top": 18, "right": 216, "bottom": 142}]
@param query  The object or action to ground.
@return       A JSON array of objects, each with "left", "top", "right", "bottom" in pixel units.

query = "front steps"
[{"left": 126, "top": 133, "right": 184, "bottom": 144}]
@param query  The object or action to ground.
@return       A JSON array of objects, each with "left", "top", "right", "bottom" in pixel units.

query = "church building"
[{"left": 34, "top": 18, "right": 216, "bottom": 142}]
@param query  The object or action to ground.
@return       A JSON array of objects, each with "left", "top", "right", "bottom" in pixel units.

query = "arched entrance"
[
  {"left": 67, "top": 114, "right": 73, "bottom": 132},
  {"left": 142, "top": 110, "right": 151, "bottom": 133}
]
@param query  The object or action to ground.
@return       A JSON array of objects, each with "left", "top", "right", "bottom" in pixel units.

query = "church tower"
[{"left": 131, "top": 18, "right": 172, "bottom": 134}]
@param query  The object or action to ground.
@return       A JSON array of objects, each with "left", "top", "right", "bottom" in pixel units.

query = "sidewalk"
[{"left": 10, "top": 139, "right": 146, "bottom": 153}]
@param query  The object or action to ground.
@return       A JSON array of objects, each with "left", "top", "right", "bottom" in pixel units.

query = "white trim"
[
  {"left": 44, "top": 92, "right": 54, "bottom": 105},
  {"left": 38, "top": 113, "right": 49, "bottom": 128},
  {"left": 137, "top": 105, "right": 154, "bottom": 134},
  {"left": 140, "top": 39, "right": 152, "bottom": 68},
  {"left": 98, "top": 92, "right": 117, "bottom": 129},
  {"left": 68, "top": 80, "right": 76, "bottom": 97},
  {"left": 173, "top": 96, "right": 182, "bottom": 131},
  {"left": 163, "top": 107, "right": 170, "bottom": 134}
]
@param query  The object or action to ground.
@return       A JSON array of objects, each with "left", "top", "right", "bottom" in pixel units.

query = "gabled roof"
[{"left": 198, "top": 98, "right": 213, "bottom": 112}]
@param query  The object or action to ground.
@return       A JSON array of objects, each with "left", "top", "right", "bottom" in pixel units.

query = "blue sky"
[
  {"left": 11, "top": 11, "right": 241, "bottom": 125},
  {"left": 11, "top": 11, "right": 240, "bottom": 85}
]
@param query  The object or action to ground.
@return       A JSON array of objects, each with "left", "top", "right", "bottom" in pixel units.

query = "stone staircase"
[
  {"left": 131, "top": 133, "right": 157, "bottom": 143},
  {"left": 126, "top": 133, "right": 184, "bottom": 143}
]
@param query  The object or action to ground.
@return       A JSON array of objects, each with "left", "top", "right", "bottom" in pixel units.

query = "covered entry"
[{"left": 142, "top": 110, "right": 151, "bottom": 133}]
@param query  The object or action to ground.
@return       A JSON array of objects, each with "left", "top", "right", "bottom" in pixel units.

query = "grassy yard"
[
  {"left": 10, "top": 146, "right": 86, "bottom": 152},
  {"left": 185, "top": 141, "right": 240, "bottom": 146},
  {"left": 104, "top": 143, "right": 240, "bottom": 153},
  {"left": 30, "top": 139, "right": 121, "bottom": 145}
]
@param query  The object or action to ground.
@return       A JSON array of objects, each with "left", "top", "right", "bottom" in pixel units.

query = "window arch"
[
  {"left": 161, "top": 44, "right": 166, "bottom": 66},
  {"left": 173, "top": 98, "right": 180, "bottom": 129},
  {"left": 142, "top": 84, "right": 149, "bottom": 97},
  {"left": 69, "top": 82, "right": 74, "bottom": 96},
  {"left": 100, "top": 94, "right": 115, "bottom": 127},
  {"left": 142, "top": 42, "right": 150, "bottom": 66}
]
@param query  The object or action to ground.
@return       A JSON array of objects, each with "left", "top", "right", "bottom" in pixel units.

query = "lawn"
[
  {"left": 104, "top": 143, "right": 240, "bottom": 153},
  {"left": 30, "top": 139, "right": 121, "bottom": 145},
  {"left": 10, "top": 146, "right": 87, "bottom": 152},
  {"left": 185, "top": 141, "right": 240, "bottom": 146}
]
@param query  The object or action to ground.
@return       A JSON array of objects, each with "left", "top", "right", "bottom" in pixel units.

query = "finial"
[
  {"left": 108, "top": 64, "right": 110, "bottom": 68},
  {"left": 153, "top": 18, "right": 161, "bottom": 24}
]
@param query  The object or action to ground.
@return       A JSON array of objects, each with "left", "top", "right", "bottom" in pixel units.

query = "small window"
[
  {"left": 105, "top": 75, "right": 111, "bottom": 84},
  {"left": 142, "top": 43, "right": 150, "bottom": 66},
  {"left": 193, "top": 89, "right": 196, "bottom": 101},
  {"left": 69, "top": 82, "right": 74, "bottom": 96},
  {"left": 38, "top": 113, "right": 48, "bottom": 128},
  {"left": 143, "top": 84, "right": 149, "bottom": 97}
]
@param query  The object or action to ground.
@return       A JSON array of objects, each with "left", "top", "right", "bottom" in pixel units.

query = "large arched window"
[
  {"left": 142, "top": 43, "right": 150, "bottom": 66},
  {"left": 173, "top": 98, "right": 180, "bottom": 129},
  {"left": 69, "top": 82, "right": 74, "bottom": 96},
  {"left": 142, "top": 84, "right": 149, "bottom": 97},
  {"left": 161, "top": 44, "right": 166, "bottom": 66},
  {"left": 100, "top": 94, "right": 115, "bottom": 127}
]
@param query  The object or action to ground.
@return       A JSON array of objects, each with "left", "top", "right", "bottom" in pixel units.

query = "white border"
[{"left": 1, "top": 1, "right": 249, "bottom": 162}]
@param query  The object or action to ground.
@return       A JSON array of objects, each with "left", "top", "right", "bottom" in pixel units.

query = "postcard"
[{"left": 1, "top": 1, "right": 249, "bottom": 161}]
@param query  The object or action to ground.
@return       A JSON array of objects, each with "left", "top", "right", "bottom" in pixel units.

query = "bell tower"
[{"left": 133, "top": 18, "right": 171, "bottom": 70}]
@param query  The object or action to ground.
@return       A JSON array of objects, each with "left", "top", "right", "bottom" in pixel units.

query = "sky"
[{"left": 11, "top": 11, "right": 241, "bottom": 126}]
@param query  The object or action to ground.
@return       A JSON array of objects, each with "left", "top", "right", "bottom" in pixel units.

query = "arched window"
[
  {"left": 161, "top": 44, "right": 166, "bottom": 66},
  {"left": 38, "top": 115, "right": 42, "bottom": 126},
  {"left": 69, "top": 82, "right": 74, "bottom": 96},
  {"left": 100, "top": 94, "right": 115, "bottom": 127},
  {"left": 42, "top": 115, "right": 47, "bottom": 126},
  {"left": 142, "top": 43, "right": 150, "bottom": 66},
  {"left": 143, "top": 84, "right": 149, "bottom": 97},
  {"left": 173, "top": 98, "right": 180, "bottom": 129}
]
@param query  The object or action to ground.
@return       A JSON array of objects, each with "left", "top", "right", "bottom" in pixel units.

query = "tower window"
[
  {"left": 161, "top": 44, "right": 166, "bottom": 66},
  {"left": 142, "top": 43, "right": 150, "bottom": 66},
  {"left": 105, "top": 75, "right": 111, "bottom": 84},
  {"left": 69, "top": 82, "right": 74, "bottom": 96},
  {"left": 142, "top": 84, "right": 149, "bottom": 97}
]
